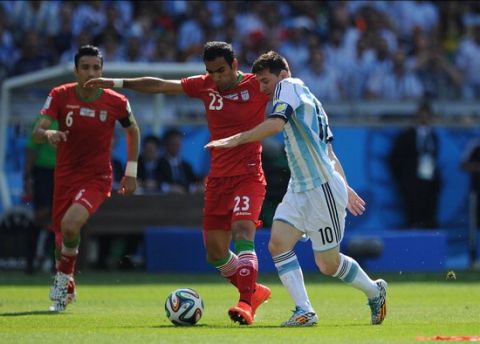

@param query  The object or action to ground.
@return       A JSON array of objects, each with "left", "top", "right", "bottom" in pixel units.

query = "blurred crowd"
[{"left": 1, "top": 0, "right": 480, "bottom": 101}]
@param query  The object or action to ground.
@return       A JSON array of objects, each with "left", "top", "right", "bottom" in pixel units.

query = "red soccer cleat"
[
  {"left": 228, "top": 301, "right": 254, "bottom": 325},
  {"left": 251, "top": 283, "right": 271, "bottom": 315}
]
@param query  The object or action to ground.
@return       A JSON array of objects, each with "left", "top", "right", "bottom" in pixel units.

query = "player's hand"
[
  {"left": 84, "top": 78, "right": 114, "bottom": 89},
  {"left": 346, "top": 186, "right": 366, "bottom": 216},
  {"left": 119, "top": 176, "right": 137, "bottom": 196},
  {"left": 204, "top": 134, "right": 241, "bottom": 150},
  {"left": 45, "top": 130, "right": 69, "bottom": 147}
]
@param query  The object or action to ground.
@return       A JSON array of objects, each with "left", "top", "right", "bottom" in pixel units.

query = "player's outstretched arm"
[
  {"left": 205, "top": 118, "right": 285, "bottom": 149},
  {"left": 84, "top": 77, "right": 185, "bottom": 95},
  {"left": 327, "top": 144, "right": 366, "bottom": 216}
]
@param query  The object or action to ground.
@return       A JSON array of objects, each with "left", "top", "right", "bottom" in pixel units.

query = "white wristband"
[
  {"left": 125, "top": 161, "right": 138, "bottom": 178},
  {"left": 112, "top": 79, "right": 124, "bottom": 88}
]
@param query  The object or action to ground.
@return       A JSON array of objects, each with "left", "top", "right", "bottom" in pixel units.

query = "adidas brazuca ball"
[{"left": 165, "top": 288, "right": 204, "bottom": 326}]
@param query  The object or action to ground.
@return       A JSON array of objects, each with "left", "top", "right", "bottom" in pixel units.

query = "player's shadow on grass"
[
  {"left": 0, "top": 310, "right": 62, "bottom": 316},
  {"left": 325, "top": 323, "right": 373, "bottom": 328},
  {"left": 148, "top": 323, "right": 371, "bottom": 329},
  {"left": 151, "top": 324, "right": 283, "bottom": 329}
]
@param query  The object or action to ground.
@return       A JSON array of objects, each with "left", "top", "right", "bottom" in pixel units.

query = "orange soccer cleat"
[
  {"left": 228, "top": 301, "right": 254, "bottom": 325},
  {"left": 251, "top": 283, "right": 271, "bottom": 315}
]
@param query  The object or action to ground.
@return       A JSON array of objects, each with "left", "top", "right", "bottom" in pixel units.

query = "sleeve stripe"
[
  {"left": 275, "top": 82, "right": 282, "bottom": 100},
  {"left": 268, "top": 114, "right": 288, "bottom": 122}
]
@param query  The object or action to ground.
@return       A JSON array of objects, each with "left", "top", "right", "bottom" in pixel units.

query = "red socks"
[{"left": 236, "top": 252, "right": 258, "bottom": 305}]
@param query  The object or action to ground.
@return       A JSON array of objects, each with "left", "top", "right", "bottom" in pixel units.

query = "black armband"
[
  {"left": 269, "top": 101, "right": 293, "bottom": 122},
  {"left": 118, "top": 115, "right": 132, "bottom": 128}
]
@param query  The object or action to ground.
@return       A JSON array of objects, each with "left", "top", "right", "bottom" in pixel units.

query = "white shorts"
[{"left": 273, "top": 171, "right": 348, "bottom": 252}]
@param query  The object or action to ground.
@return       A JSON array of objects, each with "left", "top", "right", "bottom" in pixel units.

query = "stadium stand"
[{"left": 2, "top": 1, "right": 480, "bottom": 270}]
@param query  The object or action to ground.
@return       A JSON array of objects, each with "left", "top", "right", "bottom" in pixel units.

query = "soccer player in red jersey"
[
  {"left": 86, "top": 41, "right": 271, "bottom": 325},
  {"left": 33, "top": 45, "right": 141, "bottom": 312}
]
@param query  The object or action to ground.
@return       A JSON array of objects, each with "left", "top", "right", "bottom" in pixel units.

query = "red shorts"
[
  {"left": 52, "top": 178, "right": 111, "bottom": 249},
  {"left": 203, "top": 173, "right": 266, "bottom": 231}
]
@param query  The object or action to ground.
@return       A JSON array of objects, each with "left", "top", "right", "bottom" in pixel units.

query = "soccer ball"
[{"left": 165, "top": 288, "right": 204, "bottom": 326}]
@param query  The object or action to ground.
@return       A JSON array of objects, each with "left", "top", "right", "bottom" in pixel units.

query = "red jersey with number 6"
[
  {"left": 181, "top": 72, "right": 269, "bottom": 177},
  {"left": 40, "top": 82, "right": 131, "bottom": 185}
]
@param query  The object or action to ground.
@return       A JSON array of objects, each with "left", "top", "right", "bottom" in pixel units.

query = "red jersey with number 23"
[
  {"left": 40, "top": 83, "right": 131, "bottom": 185},
  {"left": 181, "top": 73, "right": 270, "bottom": 177}
]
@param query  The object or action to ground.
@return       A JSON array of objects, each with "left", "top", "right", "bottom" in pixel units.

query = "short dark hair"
[
  {"left": 252, "top": 51, "right": 289, "bottom": 75},
  {"left": 143, "top": 134, "right": 161, "bottom": 148},
  {"left": 203, "top": 41, "right": 235, "bottom": 66},
  {"left": 162, "top": 128, "right": 182, "bottom": 143},
  {"left": 74, "top": 45, "right": 103, "bottom": 68}
]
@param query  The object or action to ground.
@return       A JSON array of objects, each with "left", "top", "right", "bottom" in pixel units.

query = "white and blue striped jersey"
[{"left": 269, "top": 77, "right": 335, "bottom": 192}]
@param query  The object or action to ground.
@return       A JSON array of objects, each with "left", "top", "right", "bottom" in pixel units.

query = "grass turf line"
[{"left": 0, "top": 271, "right": 479, "bottom": 344}]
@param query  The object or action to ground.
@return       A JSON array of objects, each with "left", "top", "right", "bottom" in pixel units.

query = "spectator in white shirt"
[
  {"left": 367, "top": 50, "right": 424, "bottom": 100},
  {"left": 297, "top": 48, "right": 343, "bottom": 101},
  {"left": 456, "top": 24, "right": 480, "bottom": 99}
]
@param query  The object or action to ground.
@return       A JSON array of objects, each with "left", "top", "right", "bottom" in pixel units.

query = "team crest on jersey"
[
  {"left": 273, "top": 102, "right": 287, "bottom": 114},
  {"left": 80, "top": 107, "right": 95, "bottom": 117},
  {"left": 240, "top": 90, "right": 250, "bottom": 101},
  {"left": 99, "top": 110, "right": 108, "bottom": 122}
]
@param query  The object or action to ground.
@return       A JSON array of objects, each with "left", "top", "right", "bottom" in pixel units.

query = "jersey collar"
[
  {"left": 75, "top": 84, "right": 103, "bottom": 103},
  {"left": 237, "top": 72, "right": 244, "bottom": 83}
]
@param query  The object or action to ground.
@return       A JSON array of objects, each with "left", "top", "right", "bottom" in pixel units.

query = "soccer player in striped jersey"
[{"left": 205, "top": 51, "right": 387, "bottom": 327}]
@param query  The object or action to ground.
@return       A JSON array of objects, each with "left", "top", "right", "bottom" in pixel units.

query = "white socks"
[
  {"left": 273, "top": 250, "right": 314, "bottom": 311},
  {"left": 333, "top": 254, "right": 379, "bottom": 299}
]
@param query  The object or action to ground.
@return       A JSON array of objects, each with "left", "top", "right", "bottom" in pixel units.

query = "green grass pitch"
[{"left": 1, "top": 271, "right": 479, "bottom": 343}]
